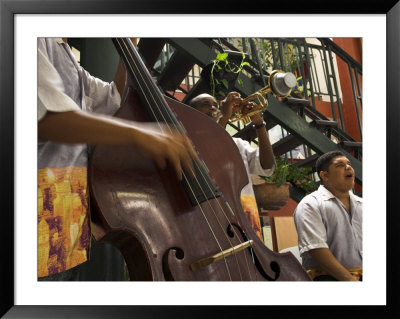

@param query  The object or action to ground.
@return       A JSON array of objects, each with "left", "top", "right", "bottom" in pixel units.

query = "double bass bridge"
[{"left": 190, "top": 240, "right": 254, "bottom": 271}]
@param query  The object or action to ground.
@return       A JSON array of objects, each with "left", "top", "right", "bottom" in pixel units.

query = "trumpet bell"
[{"left": 270, "top": 71, "right": 297, "bottom": 97}]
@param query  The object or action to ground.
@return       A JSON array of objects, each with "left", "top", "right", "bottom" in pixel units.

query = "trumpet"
[{"left": 229, "top": 70, "right": 297, "bottom": 124}]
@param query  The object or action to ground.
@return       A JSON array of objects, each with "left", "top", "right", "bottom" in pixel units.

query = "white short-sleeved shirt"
[
  {"left": 37, "top": 38, "right": 121, "bottom": 169},
  {"left": 233, "top": 137, "right": 275, "bottom": 196},
  {"left": 294, "top": 185, "right": 363, "bottom": 270},
  {"left": 38, "top": 38, "right": 121, "bottom": 122}
]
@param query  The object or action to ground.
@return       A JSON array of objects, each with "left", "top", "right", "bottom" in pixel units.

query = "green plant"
[
  {"left": 259, "top": 156, "right": 318, "bottom": 194},
  {"left": 293, "top": 76, "right": 312, "bottom": 97},
  {"left": 254, "top": 40, "right": 299, "bottom": 74},
  {"left": 210, "top": 52, "right": 249, "bottom": 100},
  {"left": 237, "top": 39, "right": 308, "bottom": 96}
]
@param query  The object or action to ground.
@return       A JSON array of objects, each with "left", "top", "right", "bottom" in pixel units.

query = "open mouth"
[{"left": 345, "top": 173, "right": 354, "bottom": 179}]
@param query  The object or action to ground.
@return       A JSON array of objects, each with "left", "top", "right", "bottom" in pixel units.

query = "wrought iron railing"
[{"left": 224, "top": 38, "right": 362, "bottom": 141}]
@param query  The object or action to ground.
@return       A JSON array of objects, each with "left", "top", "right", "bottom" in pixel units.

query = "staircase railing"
[{"left": 223, "top": 38, "right": 362, "bottom": 145}]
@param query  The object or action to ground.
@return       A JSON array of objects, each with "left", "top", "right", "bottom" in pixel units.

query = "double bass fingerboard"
[{"left": 112, "top": 38, "right": 221, "bottom": 207}]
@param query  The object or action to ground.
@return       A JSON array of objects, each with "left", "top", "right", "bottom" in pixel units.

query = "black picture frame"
[{"left": 1, "top": 0, "right": 399, "bottom": 318}]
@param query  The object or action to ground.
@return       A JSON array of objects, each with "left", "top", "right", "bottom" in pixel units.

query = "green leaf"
[
  {"left": 237, "top": 78, "right": 243, "bottom": 86},
  {"left": 277, "top": 166, "right": 288, "bottom": 187},
  {"left": 216, "top": 53, "right": 228, "bottom": 61},
  {"left": 221, "top": 79, "right": 229, "bottom": 89},
  {"left": 218, "top": 90, "right": 226, "bottom": 98}
]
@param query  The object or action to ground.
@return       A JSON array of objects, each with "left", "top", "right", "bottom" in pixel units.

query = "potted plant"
[
  {"left": 253, "top": 156, "right": 317, "bottom": 210},
  {"left": 201, "top": 50, "right": 249, "bottom": 101}
]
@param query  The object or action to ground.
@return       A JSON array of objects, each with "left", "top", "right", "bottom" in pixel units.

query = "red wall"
[
  {"left": 332, "top": 38, "right": 363, "bottom": 142},
  {"left": 305, "top": 39, "right": 362, "bottom": 142}
]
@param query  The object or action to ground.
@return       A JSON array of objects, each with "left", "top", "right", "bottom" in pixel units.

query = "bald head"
[
  {"left": 188, "top": 93, "right": 220, "bottom": 120},
  {"left": 188, "top": 93, "right": 215, "bottom": 108}
]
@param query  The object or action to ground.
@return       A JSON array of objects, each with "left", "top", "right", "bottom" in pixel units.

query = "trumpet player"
[{"left": 189, "top": 92, "right": 276, "bottom": 241}]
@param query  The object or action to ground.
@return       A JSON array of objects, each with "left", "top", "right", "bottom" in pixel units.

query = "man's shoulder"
[
  {"left": 350, "top": 192, "right": 363, "bottom": 203},
  {"left": 299, "top": 188, "right": 323, "bottom": 203},
  {"left": 38, "top": 37, "right": 59, "bottom": 49},
  {"left": 38, "top": 38, "right": 67, "bottom": 60},
  {"left": 232, "top": 137, "right": 247, "bottom": 144},
  {"left": 295, "top": 190, "right": 322, "bottom": 214},
  {"left": 232, "top": 137, "right": 252, "bottom": 150}
]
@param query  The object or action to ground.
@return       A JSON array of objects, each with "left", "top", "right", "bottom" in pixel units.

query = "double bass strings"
[
  {"left": 115, "top": 38, "right": 256, "bottom": 280},
  {"left": 117, "top": 38, "right": 259, "bottom": 281},
  {"left": 115, "top": 38, "right": 237, "bottom": 280}
]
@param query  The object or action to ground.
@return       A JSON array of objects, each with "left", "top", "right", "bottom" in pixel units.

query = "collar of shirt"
[
  {"left": 349, "top": 190, "right": 362, "bottom": 204},
  {"left": 55, "top": 38, "right": 65, "bottom": 44},
  {"left": 317, "top": 185, "right": 362, "bottom": 203},
  {"left": 317, "top": 185, "right": 336, "bottom": 200}
]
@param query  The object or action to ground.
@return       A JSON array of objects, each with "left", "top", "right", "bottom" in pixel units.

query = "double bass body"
[{"left": 88, "top": 39, "right": 310, "bottom": 281}]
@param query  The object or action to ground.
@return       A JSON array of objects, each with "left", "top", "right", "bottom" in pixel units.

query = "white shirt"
[
  {"left": 38, "top": 38, "right": 120, "bottom": 121},
  {"left": 37, "top": 38, "right": 121, "bottom": 169},
  {"left": 233, "top": 137, "right": 275, "bottom": 196},
  {"left": 294, "top": 185, "right": 363, "bottom": 270}
]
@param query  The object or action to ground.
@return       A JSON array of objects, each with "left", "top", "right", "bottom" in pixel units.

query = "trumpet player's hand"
[
  {"left": 218, "top": 92, "right": 242, "bottom": 128},
  {"left": 221, "top": 92, "right": 241, "bottom": 116},
  {"left": 241, "top": 101, "right": 264, "bottom": 125}
]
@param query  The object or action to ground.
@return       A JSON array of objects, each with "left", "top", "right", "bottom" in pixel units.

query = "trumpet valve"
[{"left": 241, "top": 116, "right": 252, "bottom": 125}]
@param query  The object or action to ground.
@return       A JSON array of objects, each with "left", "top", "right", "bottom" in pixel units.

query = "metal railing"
[
  {"left": 217, "top": 38, "right": 363, "bottom": 165},
  {"left": 226, "top": 37, "right": 363, "bottom": 142}
]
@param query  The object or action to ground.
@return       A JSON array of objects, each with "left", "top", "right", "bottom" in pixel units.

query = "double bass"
[{"left": 88, "top": 38, "right": 310, "bottom": 281}]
